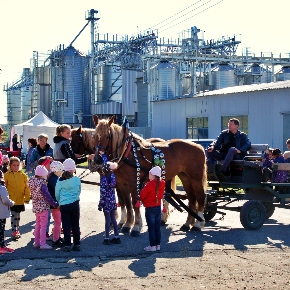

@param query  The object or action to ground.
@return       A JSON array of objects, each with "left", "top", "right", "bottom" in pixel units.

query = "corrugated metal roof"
[{"left": 194, "top": 80, "right": 290, "bottom": 97}]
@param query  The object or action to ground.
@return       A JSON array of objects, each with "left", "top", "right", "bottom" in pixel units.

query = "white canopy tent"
[{"left": 14, "top": 111, "right": 59, "bottom": 152}]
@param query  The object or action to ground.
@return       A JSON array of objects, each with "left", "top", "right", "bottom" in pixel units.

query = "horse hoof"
[
  {"left": 130, "top": 230, "right": 140, "bottom": 237},
  {"left": 118, "top": 224, "right": 124, "bottom": 230},
  {"left": 190, "top": 226, "right": 201, "bottom": 232},
  {"left": 180, "top": 224, "right": 190, "bottom": 232},
  {"left": 120, "top": 227, "right": 130, "bottom": 234},
  {"left": 161, "top": 220, "right": 166, "bottom": 226}
]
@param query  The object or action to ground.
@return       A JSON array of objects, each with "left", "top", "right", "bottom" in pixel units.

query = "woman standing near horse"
[
  {"left": 53, "top": 124, "right": 87, "bottom": 164},
  {"left": 140, "top": 166, "right": 165, "bottom": 251}
]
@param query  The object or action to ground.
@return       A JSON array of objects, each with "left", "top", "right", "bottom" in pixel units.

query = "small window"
[{"left": 187, "top": 117, "right": 208, "bottom": 139}]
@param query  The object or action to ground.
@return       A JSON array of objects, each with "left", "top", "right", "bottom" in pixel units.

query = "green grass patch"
[
  {"left": 175, "top": 176, "right": 182, "bottom": 186},
  {"left": 77, "top": 161, "right": 88, "bottom": 167}
]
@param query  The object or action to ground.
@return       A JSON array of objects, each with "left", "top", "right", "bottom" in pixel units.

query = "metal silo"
[
  {"left": 51, "top": 46, "right": 90, "bottom": 125},
  {"left": 7, "top": 88, "right": 22, "bottom": 126},
  {"left": 122, "top": 70, "right": 139, "bottom": 117},
  {"left": 181, "top": 75, "right": 192, "bottom": 95},
  {"left": 96, "top": 63, "right": 122, "bottom": 102},
  {"left": 150, "top": 60, "right": 179, "bottom": 100},
  {"left": 276, "top": 66, "right": 290, "bottom": 81},
  {"left": 212, "top": 63, "right": 236, "bottom": 90},
  {"left": 244, "top": 64, "right": 271, "bottom": 85},
  {"left": 20, "top": 85, "right": 32, "bottom": 122}
]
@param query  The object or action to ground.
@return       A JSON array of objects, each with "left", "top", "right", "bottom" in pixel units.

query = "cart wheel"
[
  {"left": 261, "top": 202, "right": 275, "bottom": 219},
  {"left": 204, "top": 203, "right": 217, "bottom": 221},
  {"left": 240, "top": 200, "right": 266, "bottom": 230}
]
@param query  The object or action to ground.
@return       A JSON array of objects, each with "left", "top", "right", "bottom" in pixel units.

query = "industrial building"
[
  {"left": 152, "top": 81, "right": 290, "bottom": 151},
  {"left": 3, "top": 9, "right": 290, "bottom": 149}
]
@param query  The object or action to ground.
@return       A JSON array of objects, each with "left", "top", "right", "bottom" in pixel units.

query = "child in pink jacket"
[{"left": 28, "top": 165, "right": 58, "bottom": 250}]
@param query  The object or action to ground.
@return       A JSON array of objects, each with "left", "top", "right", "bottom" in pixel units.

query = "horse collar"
[{"left": 123, "top": 136, "right": 133, "bottom": 159}]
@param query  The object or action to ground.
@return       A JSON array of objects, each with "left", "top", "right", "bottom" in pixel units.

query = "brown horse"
[
  {"left": 93, "top": 115, "right": 207, "bottom": 236},
  {"left": 70, "top": 126, "right": 167, "bottom": 231},
  {"left": 71, "top": 126, "right": 96, "bottom": 155}
]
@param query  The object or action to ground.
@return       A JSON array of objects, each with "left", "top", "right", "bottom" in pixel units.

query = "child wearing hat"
[
  {"left": 55, "top": 158, "right": 81, "bottom": 252},
  {"left": 47, "top": 161, "right": 64, "bottom": 247},
  {"left": 140, "top": 166, "right": 166, "bottom": 252},
  {"left": 28, "top": 165, "right": 59, "bottom": 250},
  {"left": 98, "top": 153, "right": 120, "bottom": 245},
  {"left": 0, "top": 171, "right": 15, "bottom": 254}
]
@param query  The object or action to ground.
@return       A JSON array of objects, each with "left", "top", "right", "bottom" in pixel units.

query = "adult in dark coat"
[
  {"left": 206, "top": 118, "right": 251, "bottom": 173},
  {"left": 12, "top": 134, "right": 19, "bottom": 151}
]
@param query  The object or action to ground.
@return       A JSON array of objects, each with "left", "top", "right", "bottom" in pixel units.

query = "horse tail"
[{"left": 202, "top": 155, "right": 208, "bottom": 195}]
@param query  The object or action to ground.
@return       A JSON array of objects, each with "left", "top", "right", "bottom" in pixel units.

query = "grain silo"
[
  {"left": 211, "top": 63, "right": 236, "bottom": 90},
  {"left": 244, "top": 64, "right": 271, "bottom": 85},
  {"left": 51, "top": 46, "right": 90, "bottom": 126},
  {"left": 276, "top": 66, "right": 290, "bottom": 81},
  {"left": 96, "top": 63, "right": 122, "bottom": 102},
  {"left": 7, "top": 88, "right": 22, "bottom": 127},
  {"left": 19, "top": 68, "right": 32, "bottom": 122},
  {"left": 150, "top": 60, "right": 179, "bottom": 100}
]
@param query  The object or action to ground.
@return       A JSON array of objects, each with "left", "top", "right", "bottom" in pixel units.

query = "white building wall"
[{"left": 152, "top": 84, "right": 290, "bottom": 150}]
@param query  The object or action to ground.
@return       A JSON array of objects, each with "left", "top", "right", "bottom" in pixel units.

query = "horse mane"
[
  {"left": 82, "top": 128, "right": 96, "bottom": 152},
  {"left": 96, "top": 119, "right": 151, "bottom": 158},
  {"left": 130, "top": 132, "right": 151, "bottom": 148}
]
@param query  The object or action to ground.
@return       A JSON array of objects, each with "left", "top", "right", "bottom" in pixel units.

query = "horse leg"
[
  {"left": 130, "top": 190, "right": 142, "bottom": 237},
  {"left": 161, "top": 180, "right": 172, "bottom": 225},
  {"left": 161, "top": 200, "right": 170, "bottom": 226},
  {"left": 191, "top": 161, "right": 207, "bottom": 231},
  {"left": 118, "top": 183, "right": 134, "bottom": 233},
  {"left": 178, "top": 173, "right": 197, "bottom": 231},
  {"left": 191, "top": 189, "right": 206, "bottom": 231}
]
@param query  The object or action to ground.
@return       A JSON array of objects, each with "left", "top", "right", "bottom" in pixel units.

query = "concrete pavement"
[{"left": 1, "top": 167, "right": 290, "bottom": 288}]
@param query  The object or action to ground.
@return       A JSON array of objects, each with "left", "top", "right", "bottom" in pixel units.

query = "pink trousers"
[
  {"left": 34, "top": 210, "right": 49, "bottom": 246},
  {"left": 51, "top": 208, "right": 62, "bottom": 242}
]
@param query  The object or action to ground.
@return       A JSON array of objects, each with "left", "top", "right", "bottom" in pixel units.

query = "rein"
[{"left": 77, "top": 167, "right": 100, "bottom": 186}]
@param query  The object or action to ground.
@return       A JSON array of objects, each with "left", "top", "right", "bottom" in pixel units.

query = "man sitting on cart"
[{"left": 206, "top": 118, "right": 251, "bottom": 177}]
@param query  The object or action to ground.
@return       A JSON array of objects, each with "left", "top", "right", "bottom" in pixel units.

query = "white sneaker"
[
  {"left": 144, "top": 245, "right": 156, "bottom": 251},
  {"left": 156, "top": 245, "right": 160, "bottom": 251},
  {"left": 40, "top": 244, "right": 52, "bottom": 250}
]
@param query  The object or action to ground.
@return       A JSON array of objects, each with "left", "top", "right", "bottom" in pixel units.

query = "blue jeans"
[
  {"left": 60, "top": 200, "right": 80, "bottom": 247},
  {"left": 145, "top": 206, "right": 161, "bottom": 247}
]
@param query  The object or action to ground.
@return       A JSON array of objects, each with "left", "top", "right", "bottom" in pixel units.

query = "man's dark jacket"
[{"left": 210, "top": 130, "right": 251, "bottom": 157}]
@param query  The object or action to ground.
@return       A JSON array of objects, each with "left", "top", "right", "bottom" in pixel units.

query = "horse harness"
[{"left": 97, "top": 130, "right": 166, "bottom": 197}]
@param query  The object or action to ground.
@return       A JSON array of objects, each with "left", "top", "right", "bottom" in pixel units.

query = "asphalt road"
[{"left": 0, "top": 167, "right": 290, "bottom": 289}]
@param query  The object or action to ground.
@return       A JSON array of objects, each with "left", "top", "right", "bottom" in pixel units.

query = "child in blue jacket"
[{"left": 55, "top": 158, "right": 81, "bottom": 252}]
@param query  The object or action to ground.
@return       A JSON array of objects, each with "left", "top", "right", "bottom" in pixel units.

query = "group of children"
[
  {"left": 0, "top": 122, "right": 166, "bottom": 254},
  {"left": 262, "top": 140, "right": 290, "bottom": 183},
  {"left": 0, "top": 155, "right": 82, "bottom": 253}
]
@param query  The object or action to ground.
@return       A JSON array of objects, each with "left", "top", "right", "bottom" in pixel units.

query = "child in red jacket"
[{"left": 140, "top": 166, "right": 165, "bottom": 252}]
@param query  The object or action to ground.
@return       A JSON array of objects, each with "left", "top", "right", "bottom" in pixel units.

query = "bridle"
[
  {"left": 95, "top": 130, "right": 112, "bottom": 156},
  {"left": 75, "top": 133, "right": 84, "bottom": 154}
]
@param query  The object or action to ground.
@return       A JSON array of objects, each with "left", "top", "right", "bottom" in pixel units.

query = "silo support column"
[{"left": 190, "top": 62, "right": 196, "bottom": 95}]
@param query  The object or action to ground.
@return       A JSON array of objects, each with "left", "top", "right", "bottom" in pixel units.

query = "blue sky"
[{"left": 1, "top": 0, "right": 290, "bottom": 124}]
